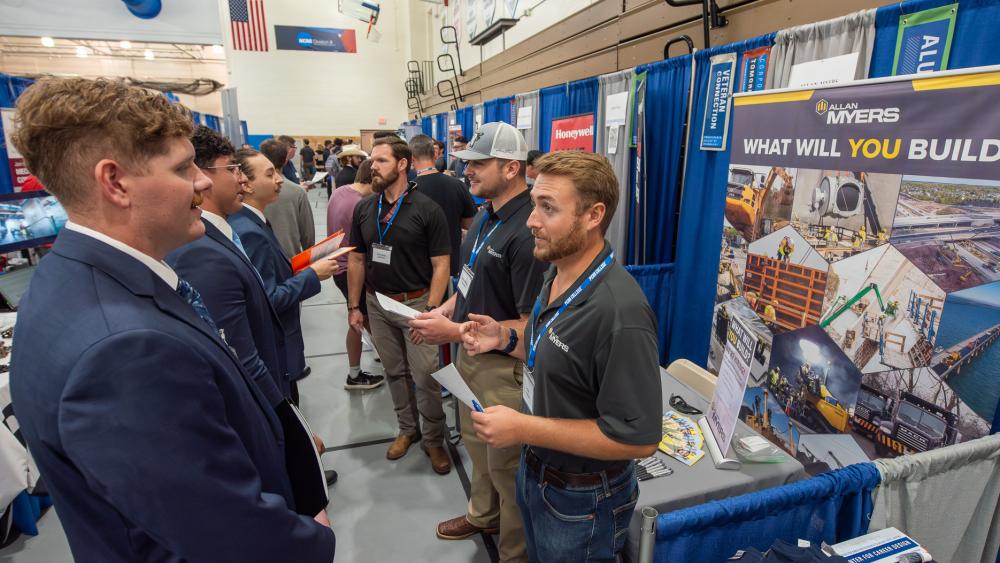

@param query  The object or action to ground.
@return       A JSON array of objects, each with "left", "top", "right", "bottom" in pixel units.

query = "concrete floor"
[{"left": 0, "top": 188, "right": 496, "bottom": 563}]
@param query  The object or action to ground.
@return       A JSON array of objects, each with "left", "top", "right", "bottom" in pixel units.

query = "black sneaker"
[{"left": 344, "top": 370, "right": 385, "bottom": 390}]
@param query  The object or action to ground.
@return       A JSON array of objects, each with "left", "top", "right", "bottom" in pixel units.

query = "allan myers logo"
[
  {"left": 547, "top": 329, "right": 569, "bottom": 353},
  {"left": 815, "top": 98, "right": 900, "bottom": 124}
]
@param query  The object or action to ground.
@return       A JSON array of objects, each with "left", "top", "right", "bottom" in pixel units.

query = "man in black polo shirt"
[
  {"left": 459, "top": 151, "right": 662, "bottom": 563},
  {"left": 346, "top": 137, "right": 454, "bottom": 475},
  {"left": 408, "top": 134, "right": 475, "bottom": 277},
  {"left": 409, "top": 122, "right": 546, "bottom": 562}
]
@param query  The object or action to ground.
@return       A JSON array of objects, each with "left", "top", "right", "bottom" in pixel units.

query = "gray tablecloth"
[{"left": 624, "top": 369, "right": 807, "bottom": 563}]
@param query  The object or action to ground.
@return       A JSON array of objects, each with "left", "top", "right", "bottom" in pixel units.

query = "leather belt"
[
  {"left": 524, "top": 448, "right": 631, "bottom": 489},
  {"left": 367, "top": 286, "right": 429, "bottom": 302}
]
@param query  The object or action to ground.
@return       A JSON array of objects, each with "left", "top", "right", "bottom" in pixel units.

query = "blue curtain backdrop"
[
  {"left": 421, "top": 116, "right": 433, "bottom": 137},
  {"left": 204, "top": 115, "right": 222, "bottom": 132},
  {"left": 870, "top": 0, "right": 1000, "bottom": 77},
  {"left": 567, "top": 77, "right": 599, "bottom": 116},
  {"left": 538, "top": 84, "right": 569, "bottom": 153},
  {"left": 434, "top": 113, "right": 448, "bottom": 160},
  {"left": 484, "top": 96, "right": 515, "bottom": 125},
  {"left": 457, "top": 106, "right": 474, "bottom": 138},
  {"left": 654, "top": 463, "right": 880, "bottom": 563},
  {"left": 666, "top": 33, "right": 776, "bottom": 367},
  {"left": 629, "top": 56, "right": 692, "bottom": 267},
  {"left": 626, "top": 264, "right": 675, "bottom": 365},
  {"left": 0, "top": 74, "right": 35, "bottom": 195}
]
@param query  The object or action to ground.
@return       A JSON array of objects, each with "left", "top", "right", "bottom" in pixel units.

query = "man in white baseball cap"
[{"left": 410, "top": 122, "right": 544, "bottom": 562}]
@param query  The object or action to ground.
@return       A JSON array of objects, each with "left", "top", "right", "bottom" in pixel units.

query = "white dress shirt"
[
  {"left": 242, "top": 203, "right": 267, "bottom": 224},
  {"left": 63, "top": 221, "right": 179, "bottom": 289},
  {"left": 201, "top": 209, "right": 235, "bottom": 241}
]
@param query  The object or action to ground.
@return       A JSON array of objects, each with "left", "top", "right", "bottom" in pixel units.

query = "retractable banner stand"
[
  {"left": 709, "top": 66, "right": 1000, "bottom": 475},
  {"left": 0, "top": 109, "right": 28, "bottom": 191}
]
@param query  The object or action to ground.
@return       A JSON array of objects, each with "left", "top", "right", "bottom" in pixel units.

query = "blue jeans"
[{"left": 516, "top": 449, "right": 639, "bottom": 563}]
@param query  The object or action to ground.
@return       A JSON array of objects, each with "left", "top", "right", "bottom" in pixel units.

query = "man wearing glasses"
[{"left": 167, "top": 126, "right": 291, "bottom": 407}]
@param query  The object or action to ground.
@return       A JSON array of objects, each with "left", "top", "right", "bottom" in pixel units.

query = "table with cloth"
[{"left": 624, "top": 369, "right": 808, "bottom": 563}]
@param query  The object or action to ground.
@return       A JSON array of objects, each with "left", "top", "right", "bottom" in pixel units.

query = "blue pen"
[{"left": 472, "top": 400, "right": 485, "bottom": 413}]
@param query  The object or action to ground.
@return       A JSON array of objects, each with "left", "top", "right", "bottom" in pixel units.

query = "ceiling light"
[
  {"left": 211, "top": 44, "right": 224, "bottom": 54},
  {"left": 144, "top": 49, "right": 155, "bottom": 60},
  {"left": 119, "top": 40, "right": 132, "bottom": 49},
  {"left": 40, "top": 37, "right": 55, "bottom": 48},
  {"left": 75, "top": 46, "right": 89, "bottom": 58}
]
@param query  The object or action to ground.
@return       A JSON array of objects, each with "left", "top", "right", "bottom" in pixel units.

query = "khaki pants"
[
  {"left": 457, "top": 348, "right": 528, "bottom": 563},
  {"left": 366, "top": 292, "right": 445, "bottom": 447}
]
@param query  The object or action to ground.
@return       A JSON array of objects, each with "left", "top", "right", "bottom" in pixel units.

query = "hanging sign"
[
  {"left": 605, "top": 91, "right": 629, "bottom": 127},
  {"left": 274, "top": 26, "right": 357, "bottom": 53},
  {"left": 550, "top": 113, "right": 594, "bottom": 152},
  {"left": 1, "top": 108, "right": 30, "bottom": 192},
  {"left": 892, "top": 3, "right": 957, "bottom": 76},
  {"left": 739, "top": 46, "right": 771, "bottom": 92},
  {"left": 516, "top": 105, "right": 533, "bottom": 130},
  {"left": 788, "top": 52, "right": 860, "bottom": 88},
  {"left": 700, "top": 52, "right": 737, "bottom": 151}
]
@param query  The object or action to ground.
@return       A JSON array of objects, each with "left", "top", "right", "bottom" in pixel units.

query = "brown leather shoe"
[
  {"left": 386, "top": 434, "right": 419, "bottom": 460},
  {"left": 436, "top": 515, "right": 498, "bottom": 540},
  {"left": 425, "top": 445, "right": 452, "bottom": 474}
]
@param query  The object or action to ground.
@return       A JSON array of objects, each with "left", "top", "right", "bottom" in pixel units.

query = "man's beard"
[
  {"left": 371, "top": 168, "right": 399, "bottom": 193},
  {"left": 534, "top": 217, "right": 586, "bottom": 262}
]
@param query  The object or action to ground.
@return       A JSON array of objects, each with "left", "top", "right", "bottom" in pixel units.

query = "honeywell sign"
[{"left": 550, "top": 113, "right": 595, "bottom": 152}]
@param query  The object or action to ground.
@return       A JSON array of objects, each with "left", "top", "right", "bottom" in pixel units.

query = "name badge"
[
  {"left": 522, "top": 366, "right": 535, "bottom": 414},
  {"left": 458, "top": 265, "right": 474, "bottom": 297},
  {"left": 372, "top": 243, "right": 392, "bottom": 265}
]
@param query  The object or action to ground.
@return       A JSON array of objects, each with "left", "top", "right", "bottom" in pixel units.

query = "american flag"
[{"left": 229, "top": 0, "right": 268, "bottom": 52}]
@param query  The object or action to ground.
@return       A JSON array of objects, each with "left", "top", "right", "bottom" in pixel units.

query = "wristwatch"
[
  {"left": 348, "top": 304, "right": 360, "bottom": 311},
  {"left": 501, "top": 327, "right": 519, "bottom": 354}
]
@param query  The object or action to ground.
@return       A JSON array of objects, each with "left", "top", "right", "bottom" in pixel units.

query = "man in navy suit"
[
  {"left": 8, "top": 78, "right": 335, "bottom": 561},
  {"left": 229, "top": 149, "right": 339, "bottom": 404},
  {"left": 166, "top": 126, "right": 289, "bottom": 407}
]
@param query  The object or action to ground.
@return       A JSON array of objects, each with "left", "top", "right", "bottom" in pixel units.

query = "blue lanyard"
[
  {"left": 466, "top": 215, "right": 503, "bottom": 269},
  {"left": 376, "top": 191, "right": 406, "bottom": 243},
  {"left": 527, "top": 252, "right": 614, "bottom": 369}
]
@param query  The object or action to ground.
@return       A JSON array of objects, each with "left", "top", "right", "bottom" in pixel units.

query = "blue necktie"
[
  {"left": 230, "top": 230, "right": 266, "bottom": 286},
  {"left": 176, "top": 279, "right": 220, "bottom": 334},
  {"left": 231, "top": 229, "right": 249, "bottom": 258}
]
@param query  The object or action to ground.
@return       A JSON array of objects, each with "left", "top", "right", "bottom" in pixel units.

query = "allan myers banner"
[{"left": 731, "top": 68, "right": 1000, "bottom": 180}]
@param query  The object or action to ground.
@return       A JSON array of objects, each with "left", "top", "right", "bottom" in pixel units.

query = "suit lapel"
[
  {"left": 203, "top": 220, "right": 285, "bottom": 330},
  {"left": 237, "top": 207, "right": 293, "bottom": 280},
  {"left": 53, "top": 229, "right": 284, "bottom": 442}
]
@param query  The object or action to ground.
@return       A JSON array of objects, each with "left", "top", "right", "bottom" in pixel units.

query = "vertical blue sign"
[
  {"left": 739, "top": 47, "right": 770, "bottom": 92},
  {"left": 892, "top": 4, "right": 957, "bottom": 75},
  {"left": 700, "top": 53, "right": 736, "bottom": 151}
]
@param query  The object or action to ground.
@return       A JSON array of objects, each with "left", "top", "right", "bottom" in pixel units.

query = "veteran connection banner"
[{"left": 710, "top": 66, "right": 1000, "bottom": 472}]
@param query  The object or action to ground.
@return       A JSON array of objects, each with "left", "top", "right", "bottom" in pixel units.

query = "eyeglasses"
[
  {"left": 203, "top": 163, "right": 243, "bottom": 176},
  {"left": 669, "top": 394, "right": 703, "bottom": 415}
]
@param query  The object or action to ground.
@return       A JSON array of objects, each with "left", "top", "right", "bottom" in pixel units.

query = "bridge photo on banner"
[{"left": 709, "top": 65, "right": 1000, "bottom": 474}]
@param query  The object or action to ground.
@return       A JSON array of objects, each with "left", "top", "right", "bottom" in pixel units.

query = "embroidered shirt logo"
[
  {"left": 547, "top": 329, "right": 569, "bottom": 353},
  {"left": 486, "top": 245, "right": 503, "bottom": 259}
]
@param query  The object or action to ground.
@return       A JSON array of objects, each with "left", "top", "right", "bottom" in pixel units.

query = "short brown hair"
[
  {"left": 372, "top": 137, "right": 411, "bottom": 172},
  {"left": 11, "top": 77, "right": 193, "bottom": 211},
  {"left": 355, "top": 159, "right": 374, "bottom": 184},
  {"left": 534, "top": 152, "right": 619, "bottom": 234},
  {"left": 259, "top": 139, "right": 288, "bottom": 170}
]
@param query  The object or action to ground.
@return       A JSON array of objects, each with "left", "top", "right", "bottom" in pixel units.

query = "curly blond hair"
[{"left": 11, "top": 77, "right": 193, "bottom": 211}]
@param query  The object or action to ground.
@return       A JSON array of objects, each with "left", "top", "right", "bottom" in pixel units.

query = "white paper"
[
  {"left": 605, "top": 91, "right": 629, "bottom": 127},
  {"left": 706, "top": 316, "right": 756, "bottom": 455},
  {"left": 375, "top": 292, "right": 421, "bottom": 319},
  {"left": 309, "top": 171, "right": 328, "bottom": 183},
  {"left": 787, "top": 52, "right": 860, "bottom": 88},
  {"left": 606, "top": 126, "right": 620, "bottom": 155},
  {"left": 516, "top": 106, "right": 533, "bottom": 130},
  {"left": 431, "top": 364, "right": 484, "bottom": 411},
  {"left": 0, "top": 109, "right": 21, "bottom": 159}
]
